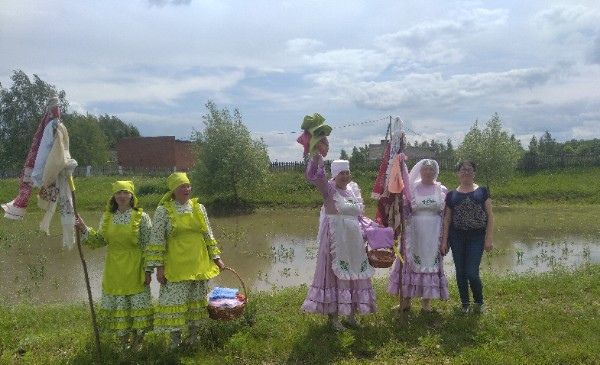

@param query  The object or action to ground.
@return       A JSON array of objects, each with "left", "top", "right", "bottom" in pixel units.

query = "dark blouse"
[{"left": 445, "top": 186, "right": 489, "bottom": 232}]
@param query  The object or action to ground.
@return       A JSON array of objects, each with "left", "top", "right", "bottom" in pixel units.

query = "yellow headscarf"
[
  {"left": 101, "top": 180, "right": 139, "bottom": 232},
  {"left": 112, "top": 180, "right": 135, "bottom": 195},
  {"left": 108, "top": 180, "right": 138, "bottom": 210},
  {"left": 159, "top": 172, "right": 191, "bottom": 206}
]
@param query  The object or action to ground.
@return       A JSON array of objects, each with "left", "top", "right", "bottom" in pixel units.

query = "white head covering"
[
  {"left": 331, "top": 159, "right": 350, "bottom": 178},
  {"left": 46, "top": 96, "right": 59, "bottom": 109},
  {"left": 408, "top": 158, "right": 439, "bottom": 190}
]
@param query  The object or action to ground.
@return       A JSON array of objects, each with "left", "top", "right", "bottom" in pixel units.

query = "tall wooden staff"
[{"left": 68, "top": 177, "right": 102, "bottom": 361}]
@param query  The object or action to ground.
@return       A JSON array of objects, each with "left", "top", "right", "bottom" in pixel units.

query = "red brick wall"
[
  {"left": 175, "top": 140, "right": 195, "bottom": 170},
  {"left": 117, "top": 137, "right": 196, "bottom": 170}
]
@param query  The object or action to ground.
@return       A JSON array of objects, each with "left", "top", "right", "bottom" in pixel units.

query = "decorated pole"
[
  {"left": 69, "top": 176, "right": 102, "bottom": 361},
  {"left": 2, "top": 96, "right": 102, "bottom": 361}
]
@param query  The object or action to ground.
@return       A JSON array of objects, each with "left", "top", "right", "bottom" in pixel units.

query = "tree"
[
  {"left": 446, "top": 139, "right": 454, "bottom": 152},
  {"left": 0, "top": 70, "right": 132, "bottom": 170},
  {"left": 445, "top": 138, "right": 455, "bottom": 158},
  {"left": 191, "top": 101, "right": 270, "bottom": 204},
  {"left": 339, "top": 149, "right": 349, "bottom": 160},
  {"left": 520, "top": 135, "right": 540, "bottom": 170},
  {"left": 62, "top": 113, "right": 110, "bottom": 166},
  {"left": 457, "top": 113, "right": 522, "bottom": 187},
  {"left": 0, "top": 70, "right": 67, "bottom": 170},
  {"left": 538, "top": 131, "right": 559, "bottom": 156},
  {"left": 349, "top": 144, "right": 369, "bottom": 167},
  {"left": 98, "top": 114, "right": 140, "bottom": 149},
  {"left": 528, "top": 135, "right": 538, "bottom": 153}
]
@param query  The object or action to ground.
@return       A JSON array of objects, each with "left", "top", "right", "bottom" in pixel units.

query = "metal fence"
[
  {"left": 269, "top": 157, "right": 460, "bottom": 172},
  {"left": 1, "top": 155, "right": 598, "bottom": 178},
  {"left": 519, "top": 154, "right": 600, "bottom": 171}
]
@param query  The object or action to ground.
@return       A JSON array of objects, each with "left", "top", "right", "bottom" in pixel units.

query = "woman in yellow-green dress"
[
  {"left": 145, "top": 172, "right": 226, "bottom": 349},
  {"left": 76, "top": 180, "right": 153, "bottom": 350}
]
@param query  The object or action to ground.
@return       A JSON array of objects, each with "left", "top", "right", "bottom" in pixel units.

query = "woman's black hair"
[{"left": 455, "top": 160, "right": 476, "bottom": 172}]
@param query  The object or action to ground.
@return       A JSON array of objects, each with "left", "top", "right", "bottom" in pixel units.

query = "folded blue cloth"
[{"left": 208, "top": 287, "right": 239, "bottom": 300}]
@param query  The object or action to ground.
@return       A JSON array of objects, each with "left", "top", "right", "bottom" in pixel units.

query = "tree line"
[
  {"left": 343, "top": 113, "right": 600, "bottom": 186},
  {"left": 0, "top": 70, "right": 140, "bottom": 170}
]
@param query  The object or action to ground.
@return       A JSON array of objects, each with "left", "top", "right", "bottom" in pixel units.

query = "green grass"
[
  {"left": 2, "top": 167, "right": 600, "bottom": 213},
  {"left": 1, "top": 265, "right": 599, "bottom": 364},
  {"left": 436, "top": 167, "right": 600, "bottom": 204},
  {"left": 241, "top": 166, "right": 600, "bottom": 208}
]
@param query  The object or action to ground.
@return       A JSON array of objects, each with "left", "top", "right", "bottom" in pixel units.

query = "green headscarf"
[
  {"left": 301, "top": 113, "right": 332, "bottom": 154},
  {"left": 159, "top": 172, "right": 191, "bottom": 206}
]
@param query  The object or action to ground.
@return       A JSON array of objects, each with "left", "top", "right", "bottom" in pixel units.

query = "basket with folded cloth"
[
  {"left": 362, "top": 220, "right": 396, "bottom": 268},
  {"left": 207, "top": 267, "right": 247, "bottom": 320}
]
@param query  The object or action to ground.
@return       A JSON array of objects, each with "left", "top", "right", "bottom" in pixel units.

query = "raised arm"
[{"left": 305, "top": 153, "right": 329, "bottom": 199}]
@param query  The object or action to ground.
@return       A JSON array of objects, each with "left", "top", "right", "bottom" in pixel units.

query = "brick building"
[{"left": 116, "top": 136, "right": 195, "bottom": 171}]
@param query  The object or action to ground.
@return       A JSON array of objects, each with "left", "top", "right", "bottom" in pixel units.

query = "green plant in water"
[{"left": 516, "top": 249, "right": 524, "bottom": 263}]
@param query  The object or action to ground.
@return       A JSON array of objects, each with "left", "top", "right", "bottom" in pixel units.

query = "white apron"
[
  {"left": 328, "top": 186, "right": 374, "bottom": 280},
  {"left": 407, "top": 184, "right": 444, "bottom": 273}
]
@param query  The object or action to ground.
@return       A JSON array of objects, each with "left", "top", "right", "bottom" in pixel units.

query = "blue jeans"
[{"left": 449, "top": 229, "right": 485, "bottom": 305}]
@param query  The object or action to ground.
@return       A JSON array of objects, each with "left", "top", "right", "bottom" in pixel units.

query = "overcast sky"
[{"left": 2, "top": 0, "right": 599, "bottom": 160}]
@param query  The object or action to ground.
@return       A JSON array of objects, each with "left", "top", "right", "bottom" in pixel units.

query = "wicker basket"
[
  {"left": 207, "top": 267, "right": 247, "bottom": 321},
  {"left": 367, "top": 249, "right": 395, "bottom": 268}
]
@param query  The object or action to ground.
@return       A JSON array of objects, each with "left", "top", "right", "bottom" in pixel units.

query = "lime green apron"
[
  {"left": 164, "top": 199, "right": 220, "bottom": 282},
  {"left": 102, "top": 209, "right": 145, "bottom": 295}
]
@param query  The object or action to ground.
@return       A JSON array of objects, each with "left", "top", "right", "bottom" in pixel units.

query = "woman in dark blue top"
[{"left": 440, "top": 160, "right": 494, "bottom": 313}]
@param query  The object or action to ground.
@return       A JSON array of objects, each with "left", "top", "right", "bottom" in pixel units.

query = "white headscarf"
[
  {"left": 408, "top": 158, "right": 439, "bottom": 191},
  {"left": 331, "top": 159, "right": 350, "bottom": 178}
]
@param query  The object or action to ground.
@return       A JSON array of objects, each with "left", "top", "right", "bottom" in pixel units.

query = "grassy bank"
[
  {"left": 1, "top": 167, "right": 600, "bottom": 213},
  {"left": 1, "top": 265, "right": 599, "bottom": 364}
]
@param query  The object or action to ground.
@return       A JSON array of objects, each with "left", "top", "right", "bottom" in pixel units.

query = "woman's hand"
[
  {"left": 156, "top": 266, "right": 167, "bottom": 285},
  {"left": 484, "top": 238, "right": 494, "bottom": 252},
  {"left": 316, "top": 137, "right": 329, "bottom": 157},
  {"left": 213, "top": 258, "right": 226, "bottom": 270},
  {"left": 144, "top": 272, "right": 151, "bottom": 286},
  {"left": 439, "top": 240, "right": 449, "bottom": 256},
  {"left": 75, "top": 214, "right": 87, "bottom": 233}
]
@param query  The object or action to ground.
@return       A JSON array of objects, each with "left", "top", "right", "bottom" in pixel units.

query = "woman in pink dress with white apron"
[
  {"left": 301, "top": 141, "right": 376, "bottom": 331},
  {"left": 388, "top": 159, "right": 449, "bottom": 312}
]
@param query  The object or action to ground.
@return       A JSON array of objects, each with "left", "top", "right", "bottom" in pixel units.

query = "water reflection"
[{"left": 0, "top": 207, "right": 598, "bottom": 304}]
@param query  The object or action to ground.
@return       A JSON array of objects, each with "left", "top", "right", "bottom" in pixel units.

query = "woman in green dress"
[
  {"left": 145, "top": 172, "right": 226, "bottom": 349},
  {"left": 76, "top": 180, "right": 153, "bottom": 350}
]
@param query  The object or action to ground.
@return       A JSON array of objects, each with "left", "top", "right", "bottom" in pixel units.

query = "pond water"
[{"left": 0, "top": 206, "right": 598, "bottom": 304}]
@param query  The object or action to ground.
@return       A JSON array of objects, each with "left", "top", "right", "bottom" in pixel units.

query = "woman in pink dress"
[
  {"left": 388, "top": 159, "right": 449, "bottom": 312},
  {"left": 301, "top": 139, "right": 377, "bottom": 331}
]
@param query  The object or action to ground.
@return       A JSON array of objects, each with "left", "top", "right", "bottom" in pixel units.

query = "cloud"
[
  {"left": 572, "top": 120, "right": 600, "bottom": 139},
  {"left": 147, "top": 0, "right": 192, "bottom": 7},
  {"left": 589, "top": 35, "right": 600, "bottom": 64},
  {"left": 534, "top": 4, "right": 600, "bottom": 52},
  {"left": 3, "top": 1, "right": 600, "bottom": 162},
  {"left": 306, "top": 49, "right": 392, "bottom": 78},
  {"left": 312, "top": 66, "right": 561, "bottom": 111},
  {"left": 286, "top": 38, "right": 325, "bottom": 54},
  {"left": 374, "top": 8, "right": 508, "bottom": 66},
  {"left": 534, "top": 4, "right": 599, "bottom": 29},
  {"left": 62, "top": 69, "right": 245, "bottom": 105}
]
